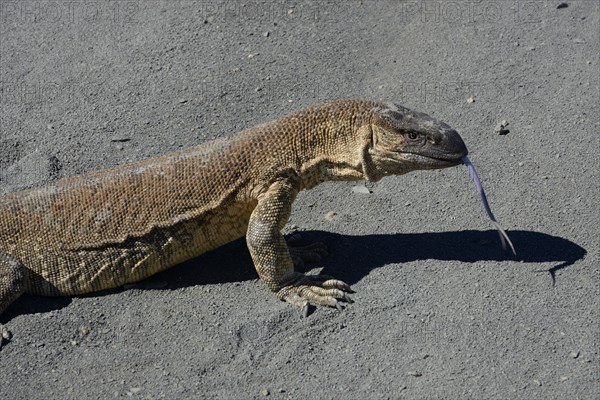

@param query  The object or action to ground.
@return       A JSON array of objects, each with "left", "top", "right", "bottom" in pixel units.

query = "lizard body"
[{"left": 0, "top": 99, "right": 467, "bottom": 344}]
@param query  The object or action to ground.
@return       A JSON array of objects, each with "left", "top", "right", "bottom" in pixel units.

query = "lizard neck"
[
  {"left": 298, "top": 157, "right": 366, "bottom": 190},
  {"left": 295, "top": 104, "right": 378, "bottom": 190}
]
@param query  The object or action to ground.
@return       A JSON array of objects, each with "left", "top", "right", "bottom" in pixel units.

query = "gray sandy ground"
[{"left": 0, "top": 1, "right": 598, "bottom": 399}]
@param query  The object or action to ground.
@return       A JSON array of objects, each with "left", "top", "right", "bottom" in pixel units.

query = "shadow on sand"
[{"left": 4, "top": 230, "right": 587, "bottom": 321}]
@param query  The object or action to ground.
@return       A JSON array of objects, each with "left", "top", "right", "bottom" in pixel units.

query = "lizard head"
[{"left": 361, "top": 102, "right": 468, "bottom": 181}]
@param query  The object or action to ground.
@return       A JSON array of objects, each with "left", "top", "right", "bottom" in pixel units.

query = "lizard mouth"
[{"left": 402, "top": 153, "right": 465, "bottom": 168}]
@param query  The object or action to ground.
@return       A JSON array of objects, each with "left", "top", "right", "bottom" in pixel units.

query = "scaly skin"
[{"left": 0, "top": 99, "right": 467, "bottom": 346}]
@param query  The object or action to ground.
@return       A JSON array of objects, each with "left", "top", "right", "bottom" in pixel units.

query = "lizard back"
[{"left": 0, "top": 99, "right": 379, "bottom": 295}]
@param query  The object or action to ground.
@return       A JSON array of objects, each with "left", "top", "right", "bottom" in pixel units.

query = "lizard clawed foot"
[{"left": 277, "top": 274, "right": 354, "bottom": 317}]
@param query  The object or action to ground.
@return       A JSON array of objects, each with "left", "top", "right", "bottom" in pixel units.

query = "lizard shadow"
[
  {"left": 162, "top": 229, "right": 586, "bottom": 288},
  {"left": 313, "top": 230, "right": 586, "bottom": 285},
  {"left": 3, "top": 230, "right": 586, "bottom": 322}
]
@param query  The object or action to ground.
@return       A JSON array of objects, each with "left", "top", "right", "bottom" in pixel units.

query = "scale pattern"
[{"left": 0, "top": 99, "right": 468, "bottom": 337}]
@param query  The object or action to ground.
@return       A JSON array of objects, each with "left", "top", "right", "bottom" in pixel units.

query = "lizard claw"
[
  {"left": 277, "top": 274, "right": 353, "bottom": 314},
  {"left": 301, "top": 304, "right": 310, "bottom": 318}
]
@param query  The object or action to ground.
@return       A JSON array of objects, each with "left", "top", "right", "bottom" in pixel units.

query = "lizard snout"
[{"left": 440, "top": 128, "right": 468, "bottom": 160}]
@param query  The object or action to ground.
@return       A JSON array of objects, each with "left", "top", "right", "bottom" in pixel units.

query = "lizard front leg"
[
  {"left": 0, "top": 251, "right": 25, "bottom": 349},
  {"left": 246, "top": 180, "right": 352, "bottom": 315}
]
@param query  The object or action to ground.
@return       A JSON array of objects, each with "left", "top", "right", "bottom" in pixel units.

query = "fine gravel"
[{"left": 0, "top": 1, "right": 598, "bottom": 399}]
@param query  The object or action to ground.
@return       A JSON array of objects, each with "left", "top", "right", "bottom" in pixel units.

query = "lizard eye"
[{"left": 406, "top": 132, "right": 418, "bottom": 140}]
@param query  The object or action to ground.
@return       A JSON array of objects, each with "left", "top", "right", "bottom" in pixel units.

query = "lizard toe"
[
  {"left": 299, "top": 290, "right": 340, "bottom": 309},
  {"left": 300, "top": 285, "right": 349, "bottom": 300},
  {"left": 309, "top": 276, "right": 354, "bottom": 293},
  {"left": 277, "top": 274, "right": 353, "bottom": 314}
]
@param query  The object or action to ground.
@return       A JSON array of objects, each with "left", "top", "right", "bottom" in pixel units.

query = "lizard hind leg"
[{"left": 0, "top": 251, "right": 26, "bottom": 349}]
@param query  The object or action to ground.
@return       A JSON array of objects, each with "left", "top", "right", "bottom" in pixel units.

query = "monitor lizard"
[{"left": 0, "top": 99, "right": 468, "bottom": 346}]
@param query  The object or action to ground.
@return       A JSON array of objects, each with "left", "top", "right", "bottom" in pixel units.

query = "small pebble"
[
  {"left": 495, "top": 120, "right": 510, "bottom": 135},
  {"left": 533, "top": 379, "right": 542, "bottom": 386},
  {"left": 260, "top": 388, "right": 270, "bottom": 396},
  {"left": 557, "top": 3, "right": 568, "bottom": 9},
  {"left": 518, "top": 162, "right": 524, "bottom": 167},
  {"left": 80, "top": 325, "right": 90, "bottom": 336},
  {"left": 129, "top": 388, "right": 142, "bottom": 394},
  {"left": 263, "top": 31, "right": 270, "bottom": 37},
  {"left": 47, "top": 124, "right": 55, "bottom": 130},
  {"left": 570, "top": 351, "right": 579, "bottom": 358},
  {"left": 352, "top": 185, "right": 371, "bottom": 194},
  {"left": 324, "top": 211, "right": 337, "bottom": 221},
  {"left": 407, "top": 371, "right": 422, "bottom": 377},
  {"left": 1, "top": 328, "right": 12, "bottom": 340},
  {"left": 178, "top": 98, "right": 188, "bottom": 104},
  {"left": 466, "top": 97, "right": 475, "bottom": 103}
]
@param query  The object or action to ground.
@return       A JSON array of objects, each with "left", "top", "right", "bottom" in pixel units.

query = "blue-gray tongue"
[{"left": 462, "top": 156, "right": 516, "bottom": 255}]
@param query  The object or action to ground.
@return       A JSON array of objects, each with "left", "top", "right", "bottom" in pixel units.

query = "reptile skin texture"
[{"left": 0, "top": 99, "right": 467, "bottom": 342}]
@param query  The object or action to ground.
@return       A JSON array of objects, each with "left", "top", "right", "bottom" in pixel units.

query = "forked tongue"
[{"left": 462, "top": 156, "right": 516, "bottom": 255}]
